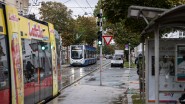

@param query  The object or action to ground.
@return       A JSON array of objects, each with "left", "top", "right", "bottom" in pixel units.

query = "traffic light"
[
  {"left": 97, "top": 13, "right": 102, "bottom": 26},
  {"left": 97, "top": 31, "right": 102, "bottom": 45},
  {"left": 97, "top": 11, "right": 103, "bottom": 46},
  {"left": 97, "top": 21, "right": 102, "bottom": 26},
  {"left": 97, "top": 13, "right": 102, "bottom": 18}
]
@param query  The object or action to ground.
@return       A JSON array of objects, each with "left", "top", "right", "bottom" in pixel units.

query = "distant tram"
[{"left": 70, "top": 45, "right": 97, "bottom": 66}]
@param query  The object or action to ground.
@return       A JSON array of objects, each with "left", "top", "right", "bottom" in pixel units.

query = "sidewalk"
[{"left": 48, "top": 66, "right": 139, "bottom": 104}]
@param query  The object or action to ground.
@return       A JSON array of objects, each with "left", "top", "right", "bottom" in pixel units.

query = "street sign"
[
  {"left": 125, "top": 44, "right": 129, "bottom": 50},
  {"left": 102, "top": 35, "right": 113, "bottom": 45}
]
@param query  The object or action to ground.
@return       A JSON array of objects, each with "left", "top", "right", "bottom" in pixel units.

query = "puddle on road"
[
  {"left": 58, "top": 95, "right": 66, "bottom": 98},
  {"left": 110, "top": 95, "right": 123, "bottom": 104},
  {"left": 62, "top": 80, "right": 70, "bottom": 86},
  {"left": 113, "top": 83, "right": 128, "bottom": 89},
  {"left": 57, "top": 95, "right": 66, "bottom": 102}
]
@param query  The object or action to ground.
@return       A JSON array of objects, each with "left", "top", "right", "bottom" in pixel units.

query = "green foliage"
[
  {"left": 39, "top": 2, "right": 98, "bottom": 46},
  {"left": 75, "top": 16, "right": 97, "bottom": 46},
  {"left": 132, "top": 94, "right": 145, "bottom": 104},
  {"left": 102, "top": 45, "right": 114, "bottom": 55},
  {"left": 124, "top": 61, "right": 136, "bottom": 68},
  {"left": 39, "top": 1, "right": 73, "bottom": 34},
  {"left": 102, "top": 0, "right": 178, "bottom": 24},
  {"left": 94, "top": 0, "right": 185, "bottom": 48},
  {"left": 39, "top": 1, "right": 75, "bottom": 47}
]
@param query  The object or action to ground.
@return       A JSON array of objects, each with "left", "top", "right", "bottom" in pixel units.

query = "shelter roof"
[{"left": 141, "top": 5, "right": 185, "bottom": 35}]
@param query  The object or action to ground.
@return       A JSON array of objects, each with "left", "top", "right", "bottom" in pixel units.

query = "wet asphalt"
[{"left": 47, "top": 59, "right": 139, "bottom": 104}]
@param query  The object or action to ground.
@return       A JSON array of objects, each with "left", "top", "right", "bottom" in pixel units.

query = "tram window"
[
  {"left": 22, "top": 39, "right": 52, "bottom": 83},
  {"left": 22, "top": 39, "right": 35, "bottom": 83},
  {"left": 91, "top": 51, "right": 93, "bottom": 58},
  {"left": 38, "top": 42, "right": 52, "bottom": 77},
  {"left": 87, "top": 50, "right": 89, "bottom": 58},
  {"left": 84, "top": 50, "right": 87, "bottom": 58},
  {"left": 21, "top": 39, "right": 26, "bottom": 54},
  {"left": 89, "top": 51, "right": 91, "bottom": 58},
  {"left": 93, "top": 52, "right": 94, "bottom": 58},
  {"left": 71, "top": 48, "right": 83, "bottom": 59},
  {"left": 90, "top": 51, "right": 92, "bottom": 58},
  {"left": 89, "top": 51, "right": 90, "bottom": 58},
  {"left": 0, "top": 35, "right": 9, "bottom": 91}
]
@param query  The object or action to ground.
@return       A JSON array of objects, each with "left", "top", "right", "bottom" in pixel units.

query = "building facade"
[{"left": 0, "top": 0, "right": 29, "bottom": 14}]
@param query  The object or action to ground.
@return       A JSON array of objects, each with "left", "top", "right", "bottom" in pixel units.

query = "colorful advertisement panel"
[
  {"left": 5, "top": 5, "right": 24, "bottom": 104},
  {"left": 48, "top": 23, "right": 58, "bottom": 95},
  {"left": 176, "top": 44, "right": 185, "bottom": 82},
  {"left": 148, "top": 40, "right": 185, "bottom": 103},
  {"left": 19, "top": 16, "right": 49, "bottom": 41}
]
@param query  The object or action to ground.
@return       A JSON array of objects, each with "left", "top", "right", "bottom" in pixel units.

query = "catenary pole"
[
  {"left": 100, "top": 9, "right": 102, "bottom": 86},
  {"left": 128, "top": 43, "right": 131, "bottom": 89}
]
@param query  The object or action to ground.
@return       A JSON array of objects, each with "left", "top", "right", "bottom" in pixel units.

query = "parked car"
[
  {"left": 105, "top": 55, "right": 112, "bottom": 59},
  {"left": 111, "top": 55, "right": 123, "bottom": 68}
]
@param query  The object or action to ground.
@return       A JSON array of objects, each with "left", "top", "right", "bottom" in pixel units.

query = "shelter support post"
[
  {"left": 145, "top": 39, "right": 149, "bottom": 104},
  {"left": 142, "top": 40, "right": 145, "bottom": 103},
  {"left": 154, "top": 25, "right": 159, "bottom": 104}
]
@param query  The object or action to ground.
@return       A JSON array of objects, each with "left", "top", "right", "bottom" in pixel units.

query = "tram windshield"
[{"left": 71, "top": 46, "right": 83, "bottom": 59}]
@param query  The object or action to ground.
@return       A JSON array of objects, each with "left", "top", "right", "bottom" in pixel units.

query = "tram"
[
  {"left": 70, "top": 45, "right": 97, "bottom": 66},
  {"left": 0, "top": 3, "right": 61, "bottom": 104}
]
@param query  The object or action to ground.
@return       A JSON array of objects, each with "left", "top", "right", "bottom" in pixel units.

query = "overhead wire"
[
  {"left": 28, "top": 0, "right": 39, "bottom": 15},
  {"left": 22, "top": 0, "right": 95, "bottom": 17},
  {"left": 73, "top": 0, "right": 87, "bottom": 15},
  {"left": 68, "top": 7, "right": 95, "bottom": 8},
  {"left": 63, "top": 0, "right": 71, "bottom": 4},
  {"left": 85, "top": 0, "right": 94, "bottom": 12}
]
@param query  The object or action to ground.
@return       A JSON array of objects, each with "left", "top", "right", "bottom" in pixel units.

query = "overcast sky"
[{"left": 29, "top": 0, "right": 99, "bottom": 18}]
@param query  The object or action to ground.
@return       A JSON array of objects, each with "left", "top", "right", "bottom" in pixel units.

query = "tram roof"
[
  {"left": 71, "top": 45, "right": 96, "bottom": 51},
  {"left": 141, "top": 4, "right": 185, "bottom": 36},
  {"left": 84, "top": 45, "right": 96, "bottom": 51},
  {"left": 22, "top": 14, "right": 48, "bottom": 26}
]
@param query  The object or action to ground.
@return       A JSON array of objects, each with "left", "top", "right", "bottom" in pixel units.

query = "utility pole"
[
  {"left": 99, "top": 9, "right": 103, "bottom": 86},
  {"left": 97, "top": 9, "right": 103, "bottom": 86},
  {"left": 128, "top": 43, "right": 130, "bottom": 90}
]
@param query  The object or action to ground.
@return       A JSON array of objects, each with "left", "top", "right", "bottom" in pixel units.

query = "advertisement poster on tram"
[
  {"left": 11, "top": 33, "right": 23, "bottom": 104},
  {"left": 148, "top": 40, "right": 185, "bottom": 103},
  {"left": 6, "top": 5, "right": 24, "bottom": 104}
]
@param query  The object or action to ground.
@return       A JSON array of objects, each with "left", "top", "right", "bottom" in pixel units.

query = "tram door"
[
  {"left": 0, "top": 7, "right": 10, "bottom": 104},
  {"left": 22, "top": 39, "right": 53, "bottom": 104},
  {"left": 0, "top": 35, "right": 10, "bottom": 104}
]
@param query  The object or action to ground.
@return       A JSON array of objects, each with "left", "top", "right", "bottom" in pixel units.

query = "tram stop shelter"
[{"left": 129, "top": 5, "right": 185, "bottom": 104}]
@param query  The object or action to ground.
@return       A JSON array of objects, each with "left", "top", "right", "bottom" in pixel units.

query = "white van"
[{"left": 111, "top": 54, "right": 123, "bottom": 68}]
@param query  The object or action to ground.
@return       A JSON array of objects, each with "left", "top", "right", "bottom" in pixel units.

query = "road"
[{"left": 48, "top": 59, "right": 139, "bottom": 104}]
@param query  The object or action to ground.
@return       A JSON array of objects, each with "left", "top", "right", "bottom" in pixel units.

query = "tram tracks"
[{"left": 59, "top": 61, "right": 110, "bottom": 92}]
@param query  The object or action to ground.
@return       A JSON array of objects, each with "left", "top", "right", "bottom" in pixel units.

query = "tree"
[
  {"left": 94, "top": 0, "right": 185, "bottom": 50},
  {"left": 101, "top": 0, "right": 185, "bottom": 34},
  {"left": 103, "top": 45, "right": 114, "bottom": 55},
  {"left": 39, "top": 1, "right": 75, "bottom": 47},
  {"left": 75, "top": 16, "right": 97, "bottom": 46}
]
